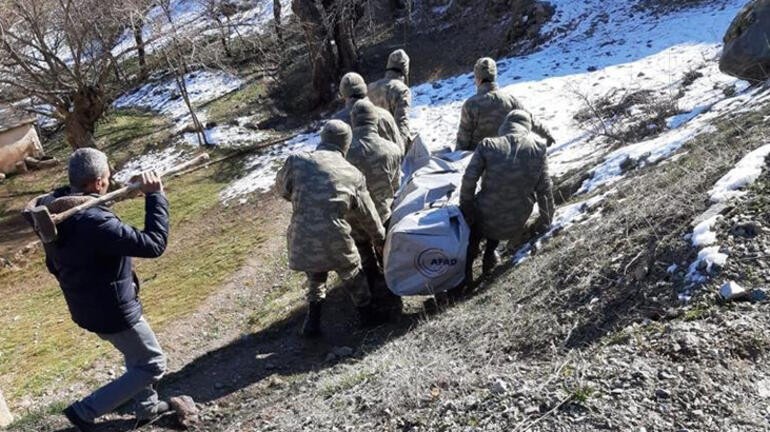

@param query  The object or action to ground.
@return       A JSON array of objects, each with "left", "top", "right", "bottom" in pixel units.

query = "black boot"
[
  {"left": 482, "top": 249, "right": 501, "bottom": 276},
  {"left": 357, "top": 303, "right": 389, "bottom": 328},
  {"left": 301, "top": 301, "right": 323, "bottom": 338}
]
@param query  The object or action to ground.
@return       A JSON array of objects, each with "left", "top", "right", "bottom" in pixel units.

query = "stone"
[
  {"left": 489, "top": 378, "right": 509, "bottom": 395},
  {"left": 169, "top": 395, "right": 200, "bottom": 429},
  {"left": 0, "top": 389, "right": 13, "bottom": 427},
  {"left": 719, "top": 281, "right": 750, "bottom": 301},
  {"left": 655, "top": 388, "right": 671, "bottom": 399}
]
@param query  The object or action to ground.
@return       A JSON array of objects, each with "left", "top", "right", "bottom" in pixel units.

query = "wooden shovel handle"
[{"left": 52, "top": 153, "right": 210, "bottom": 224}]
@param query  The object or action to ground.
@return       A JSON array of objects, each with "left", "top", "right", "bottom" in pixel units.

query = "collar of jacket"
[
  {"left": 385, "top": 70, "right": 405, "bottom": 82},
  {"left": 317, "top": 142, "right": 348, "bottom": 156},
  {"left": 477, "top": 81, "right": 499, "bottom": 94},
  {"left": 353, "top": 124, "right": 378, "bottom": 137}
]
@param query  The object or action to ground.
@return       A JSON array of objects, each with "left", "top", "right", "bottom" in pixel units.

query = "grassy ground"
[{"left": 0, "top": 110, "right": 269, "bottom": 404}]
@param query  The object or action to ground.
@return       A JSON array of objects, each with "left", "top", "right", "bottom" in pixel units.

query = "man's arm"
[
  {"left": 459, "top": 146, "right": 486, "bottom": 225},
  {"left": 456, "top": 100, "right": 476, "bottom": 151},
  {"left": 534, "top": 159, "right": 555, "bottom": 233},
  {"left": 352, "top": 180, "right": 386, "bottom": 247},
  {"left": 393, "top": 85, "right": 412, "bottom": 146},
  {"left": 92, "top": 192, "right": 170, "bottom": 258},
  {"left": 531, "top": 115, "right": 556, "bottom": 147}
]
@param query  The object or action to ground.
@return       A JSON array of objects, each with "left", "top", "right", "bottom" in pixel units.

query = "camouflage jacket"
[
  {"left": 459, "top": 126, "right": 555, "bottom": 241},
  {"left": 368, "top": 71, "right": 412, "bottom": 146},
  {"left": 333, "top": 99, "right": 405, "bottom": 154},
  {"left": 276, "top": 146, "right": 385, "bottom": 273},
  {"left": 456, "top": 83, "right": 554, "bottom": 151},
  {"left": 347, "top": 125, "right": 403, "bottom": 224}
]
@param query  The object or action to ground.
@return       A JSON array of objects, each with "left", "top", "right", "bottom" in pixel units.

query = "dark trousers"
[{"left": 465, "top": 225, "right": 500, "bottom": 281}]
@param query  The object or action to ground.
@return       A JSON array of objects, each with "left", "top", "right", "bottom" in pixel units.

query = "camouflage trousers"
[{"left": 305, "top": 266, "right": 372, "bottom": 307}]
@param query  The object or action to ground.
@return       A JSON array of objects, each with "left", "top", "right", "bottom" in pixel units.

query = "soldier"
[
  {"left": 456, "top": 57, "right": 556, "bottom": 151},
  {"left": 369, "top": 49, "right": 412, "bottom": 148},
  {"left": 32, "top": 149, "right": 170, "bottom": 431},
  {"left": 459, "top": 110, "right": 555, "bottom": 290},
  {"left": 276, "top": 120, "right": 389, "bottom": 337},
  {"left": 333, "top": 72, "right": 405, "bottom": 154},
  {"left": 348, "top": 99, "right": 402, "bottom": 223}
]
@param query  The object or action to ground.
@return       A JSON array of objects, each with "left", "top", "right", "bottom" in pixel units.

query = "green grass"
[
  {"left": 96, "top": 110, "right": 175, "bottom": 169},
  {"left": 0, "top": 113, "right": 268, "bottom": 403},
  {"left": 204, "top": 80, "right": 266, "bottom": 123}
]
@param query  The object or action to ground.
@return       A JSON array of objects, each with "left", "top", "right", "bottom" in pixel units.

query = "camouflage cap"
[
  {"left": 350, "top": 99, "right": 378, "bottom": 128},
  {"left": 386, "top": 49, "right": 410, "bottom": 77},
  {"left": 474, "top": 57, "right": 497, "bottom": 83},
  {"left": 499, "top": 109, "right": 533, "bottom": 136},
  {"left": 340, "top": 72, "right": 368, "bottom": 99},
  {"left": 320, "top": 120, "right": 353, "bottom": 155}
]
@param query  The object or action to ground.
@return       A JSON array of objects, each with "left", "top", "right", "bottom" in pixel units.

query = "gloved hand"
[
  {"left": 373, "top": 238, "right": 385, "bottom": 257},
  {"left": 533, "top": 221, "right": 551, "bottom": 237},
  {"left": 460, "top": 203, "right": 476, "bottom": 226},
  {"left": 546, "top": 136, "right": 556, "bottom": 147}
]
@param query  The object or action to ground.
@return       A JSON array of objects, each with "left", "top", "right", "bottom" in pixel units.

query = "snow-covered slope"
[
  {"left": 112, "top": 0, "right": 291, "bottom": 58},
  {"left": 223, "top": 0, "right": 766, "bottom": 199}
]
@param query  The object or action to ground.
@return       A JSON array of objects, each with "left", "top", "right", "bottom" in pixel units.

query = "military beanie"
[
  {"left": 474, "top": 57, "right": 497, "bottom": 83},
  {"left": 386, "top": 49, "right": 410, "bottom": 78},
  {"left": 350, "top": 99, "right": 379, "bottom": 128},
  {"left": 499, "top": 109, "right": 533, "bottom": 136},
  {"left": 320, "top": 120, "right": 353, "bottom": 155},
  {"left": 340, "top": 72, "right": 367, "bottom": 99}
]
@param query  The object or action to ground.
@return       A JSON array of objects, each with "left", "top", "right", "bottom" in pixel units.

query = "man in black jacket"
[{"left": 35, "top": 148, "right": 170, "bottom": 431}]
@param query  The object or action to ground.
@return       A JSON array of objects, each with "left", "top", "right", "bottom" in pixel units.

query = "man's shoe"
[
  {"left": 136, "top": 400, "right": 171, "bottom": 423},
  {"left": 482, "top": 249, "right": 501, "bottom": 276},
  {"left": 301, "top": 301, "right": 323, "bottom": 338},
  {"left": 63, "top": 405, "right": 96, "bottom": 432}
]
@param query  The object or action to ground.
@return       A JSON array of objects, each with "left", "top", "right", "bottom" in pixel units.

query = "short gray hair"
[{"left": 68, "top": 148, "right": 110, "bottom": 190}]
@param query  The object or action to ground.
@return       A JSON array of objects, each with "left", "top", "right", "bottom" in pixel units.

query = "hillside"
[{"left": 2, "top": 0, "right": 770, "bottom": 431}]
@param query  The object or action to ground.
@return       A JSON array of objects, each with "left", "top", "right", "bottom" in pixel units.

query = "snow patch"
[
  {"left": 220, "top": 132, "right": 321, "bottom": 203},
  {"left": 709, "top": 144, "right": 770, "bottom": 203}
]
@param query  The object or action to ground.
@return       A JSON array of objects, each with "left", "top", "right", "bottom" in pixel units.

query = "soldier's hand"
[
  {"left": 546, "top": 136, "right": 556, "bottom": 147},
  {"left": 131, "top": 171, "right": 164, "bottom": 194},
  {"left": 460, "top": 203, "right": 476, "bottom": 226},
  {"left": 373, "top": 239, "right": 385, "bottom": 256}
]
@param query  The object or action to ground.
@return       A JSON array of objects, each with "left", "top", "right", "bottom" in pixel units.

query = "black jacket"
[{"left": 43, "top": 190, "right": 169, "bottom": 334}]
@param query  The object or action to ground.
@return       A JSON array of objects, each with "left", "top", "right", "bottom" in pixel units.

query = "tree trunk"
[
  {"left": 273, "top": 0, "right": 283, "bottom": 41},
  {"left": 321, "top": 0, "right": 362, "bottom": 73},
  {"left": 292, "top": 0, "right": 338, "bottom": 105},
  {"left": 332, "top": 19, "right": 359, "bottom": 72},
  {"left": 64, "top": 85, "right": 106, "bottom": 149},
  {"left": 133, "top": 18, "right": 147, "bottom": 81}
]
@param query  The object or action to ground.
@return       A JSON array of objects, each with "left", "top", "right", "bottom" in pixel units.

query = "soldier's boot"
[
  {"left": 357, "top": 302, "right": 390, "bottom": 328},
  {"left": 482, "top": 249, "right": 501, "bottom": 276},
  {"left": 301, "top": 301, "right": 323, "bottom": 338}
]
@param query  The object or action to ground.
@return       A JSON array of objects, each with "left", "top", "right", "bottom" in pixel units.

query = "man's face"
[
  {"left": 96, "top": 170, "right": 111, "bottom": 195},
  {"left": 82, "top": 170, "right": 110, "bottom": 195}
]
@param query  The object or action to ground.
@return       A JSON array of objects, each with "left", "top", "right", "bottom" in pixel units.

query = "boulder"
[
  {"left": 720, "top": 0, "right": 770, "bottom": 83},
  {"left": 0, "top": 389, "right": 13, "bottom": 428}
]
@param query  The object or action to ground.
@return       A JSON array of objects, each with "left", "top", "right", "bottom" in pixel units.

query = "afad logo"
[{"left": 415, "top": 248, "right": 458, "bottom": 279}]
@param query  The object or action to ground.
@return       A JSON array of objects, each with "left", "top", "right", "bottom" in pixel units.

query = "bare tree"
[
  {"left": 291, "top": 0, "right": 365, "bottom": 106},
  {"left": 159, "top": 0, "right": 209, "bottom": 147},
  {"left": 273, "top": 0, "right": 283, "bottom": 41},
  {"left": 0, "top": 0, "right": 129, "bottom": 149}
]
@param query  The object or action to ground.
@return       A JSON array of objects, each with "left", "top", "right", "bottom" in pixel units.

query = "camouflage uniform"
[
  {"left": 332, "top": 72, "right": 405, "bottom": 153},
  {"left": 369, "top": 49, "right": 412, "bottom": 147},
  {"left": 459, "top": 110, "right": 555, "bottom": 285},
  {"left": 275, "top": 120, "right": 385, "bottom": 307},
  {"left": 348, "top": 99, "right": 403, "bottom": 224},
  {"left": 456, "top": 58, "right": 556, "bottom": 151}
]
